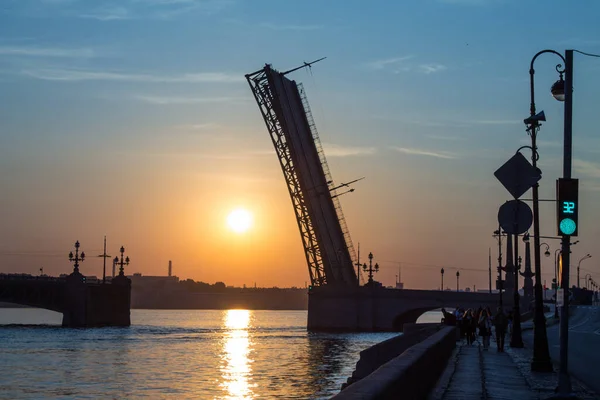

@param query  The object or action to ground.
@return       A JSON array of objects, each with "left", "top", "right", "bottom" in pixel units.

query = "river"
[{"left": 0, "top": 308, "right": 441, "bottom": 399}]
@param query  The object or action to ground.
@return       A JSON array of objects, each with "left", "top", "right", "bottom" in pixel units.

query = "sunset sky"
[{"left": 1, "top": 0, "right": 600, "bottom": 290}]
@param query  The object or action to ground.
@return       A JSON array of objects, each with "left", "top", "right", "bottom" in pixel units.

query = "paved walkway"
[
  {"left": 434, "top": 343, "right": 535, "bottom": 400},
  {"left": 430, "top": 339, "right": 598, "bottom": 400}
]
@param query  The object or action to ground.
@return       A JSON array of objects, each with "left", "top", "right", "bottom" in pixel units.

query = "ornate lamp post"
[
  {"left": 456, "top": 271, "right": 460, "bottom": 292},
  {"left": 554, "top": 248, "right": 561, "bottom": 318},
  {"left": 114, "top": 246, "right": 130, "bottom": 277},
  {"left": 440, "top": 268, "right": 445, "bottom": 291},
  {"left": 521, "top": 234, "right": 535, "bottom": 299},
  {"left": 362, "top": 252, "right": 378, "bottom": 285},
  {"left": 576, "top": 254, "right": 591, "bottom": 288},
  {"left": 511, "top": 255, "right": 524, "bottom": 348},
  {"left": 68, "top": 241, "right": 85, "bottom": 274},
  {"left": 526, "top": 49, "right": 567, "bottom": 372},
  {"left": 493, "top": 228, "right": 505, "bottom": 307}
]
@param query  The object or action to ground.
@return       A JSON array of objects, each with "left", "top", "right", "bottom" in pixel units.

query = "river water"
[{"left": 0, "top": 308, "right": 441, "bottom": 399}]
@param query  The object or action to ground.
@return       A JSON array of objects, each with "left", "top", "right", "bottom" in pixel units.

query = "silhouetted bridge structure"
[
  {"left": 308, "top": 286, "right": 508, "bottom": 332},
  {"left": 0, "top": 272, "right": 131, "bottom": 327},
  {"left": 247, "top": 62, "right": 507, "bottom": 332}
]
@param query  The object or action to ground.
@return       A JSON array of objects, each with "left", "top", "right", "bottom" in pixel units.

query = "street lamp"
[
  {"left": 577, "top": 254, "right": 592, "bottom": 288},
  {"left": 584, "top": 274, "right": 592, "bottom": 290},
  {"left": 440, "top": 268, "right": 445, "bottom": 291},
  {"left": 68, "top": 240, "right": 85, "bottom": 274},
  {"left": 554, "top": 248, "right": 561, "bottom": 318},
  {"left": 526, "top": 49, "right": 566, "bottom": 373},
  {"left": 456, "top": 271, "right": 460, "bottom": 292},
  {"left": 115, "top": 246, "right": 130, "bottom": 277},
  {"left": 510, "top": 255, "right": 524, "bottom": 348},
  {"left": 362, "top": 252, "right": 378, "bottom": 285},
  {"left": 493, "top": 228, "right": 505, "bottom": 307}
]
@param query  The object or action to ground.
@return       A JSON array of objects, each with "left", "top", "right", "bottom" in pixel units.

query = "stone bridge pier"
[{"left": 308, "top": 286, "right": 509, "bottom": 332}]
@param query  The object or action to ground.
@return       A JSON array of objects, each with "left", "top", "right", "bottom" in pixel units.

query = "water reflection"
[{"left": 221, "top": 310, "right": 254, "bottom": 399}]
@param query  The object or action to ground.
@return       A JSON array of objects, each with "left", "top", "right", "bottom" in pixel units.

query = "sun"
[{"left": 227, "top": 208, "right": 253, "bottom": 233}]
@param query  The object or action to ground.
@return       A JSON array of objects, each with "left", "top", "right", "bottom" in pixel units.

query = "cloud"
[
  {"left": 467, "top": 119, "right": 520, "bottom": 125},
  {"left": 391, "top": 146, "right": 456, "bottom": 159},
  {"left": 322, "top": 143, "right": 376, "bottom": 157},
  {"left": 134, "top": 95, "right": 246, "bottom": 104},
  {"left": 175, "top": 123, "right": 222, "bottom": 130},
  {"left": 418, "top": 63, "right": 447, "bottom": 74},
  {"left": 259, "top": 23, "right": 323, "bottom": 31},
  {"left": 366, "top": 56, "right": 414, "bottom": 70},
  {"left": 438, "top": 0, "right": 501, "bottom": 4},
  {"left": 425, "top": 134, "right": 465, "bottom": 141},
  {"left": 0, "top": 46, "right": 95, "bottom": 58},
  {"left": 574, "top": 159, "right": 600, "bottom": 179},
  {"left": 366, "top": 57, "right": 447, "bottom": 75},
  {"left": 20, "top": 68, "right": 244, "bottom": 83},
  {"left": 79, "top": 0, "right": 235, "bottom": 20},
  {"left": 79, "top": 6, "right": 131, "bottom": 20}
]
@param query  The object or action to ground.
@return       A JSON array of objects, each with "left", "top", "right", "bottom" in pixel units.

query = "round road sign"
[{"left": 498, "top": 200, "right": 533, "bottom": 234}]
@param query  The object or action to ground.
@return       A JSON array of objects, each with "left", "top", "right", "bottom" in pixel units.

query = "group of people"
[{"left": 442, "top": 306, "right": 513, "bottom": 351}]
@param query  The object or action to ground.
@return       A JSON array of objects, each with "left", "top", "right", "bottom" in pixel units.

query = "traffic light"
[{"left": 556, "top": 178, "right": 579, "bottom": 236}]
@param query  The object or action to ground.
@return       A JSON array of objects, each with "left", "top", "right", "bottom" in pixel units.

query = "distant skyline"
[{"left": 1, "top": 0, "right": 600, "bottom": 290}]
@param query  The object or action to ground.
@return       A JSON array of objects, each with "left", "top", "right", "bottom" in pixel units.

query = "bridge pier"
[
  {"left": 307, "top": 286, "right": 507, "bottom": 332},
  {"left": 62, "top": 274, "right": 131, "bottom": 327}
]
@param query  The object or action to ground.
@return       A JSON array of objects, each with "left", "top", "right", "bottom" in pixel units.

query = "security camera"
[{"left": 524, "top": 110, "right": 546, "bottom": 125}]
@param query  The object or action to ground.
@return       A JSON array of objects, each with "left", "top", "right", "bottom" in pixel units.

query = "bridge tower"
[{"left": 246, "top": 62, "right": 357, "bottom": 287}]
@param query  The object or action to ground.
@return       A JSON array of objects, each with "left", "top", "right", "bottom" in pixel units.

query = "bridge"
[
  {"left": 0, "top": 242, "right": 131, "bottom": 327},
  {"left": 0, "top": 272, "right": 131, "bottom": 327},
  {"left": 246, "top": 61, "right": 509, "bottom": 331}
]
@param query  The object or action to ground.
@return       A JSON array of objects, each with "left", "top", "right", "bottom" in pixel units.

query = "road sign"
[
  {"left": 498, "top": 200, "right": 533, "bottom": 234},
  {"left": 557, "top": 288, "right": 564, "bottom": 307},
  {"left": 494, "top": 152, "right": 541, "bottom": 199}
]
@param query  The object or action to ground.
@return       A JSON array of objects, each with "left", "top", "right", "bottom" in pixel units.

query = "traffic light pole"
[{"left": 554, "top": 49, "right": 574, "bottom": 400}]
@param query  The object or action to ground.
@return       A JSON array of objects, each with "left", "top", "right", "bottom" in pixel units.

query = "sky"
[{"left": 1, "top": 0, "right": 600, "bottom": 291}]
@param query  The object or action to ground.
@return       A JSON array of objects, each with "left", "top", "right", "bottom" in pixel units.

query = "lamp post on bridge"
[
  {"left": 456, "top": 271, "right": 460, "bottom": 292},
  {"left": 441, "top": 268, "right": 444, "bottom": 291},
  {"left": 114, "top": 246, "right": 130, "bottom": 277},
  {"left": 510, "top": 254, "right": 524, "bottom": 348},
  {"left": 68, "top": 241, "right": 85, "bottom": 274},
  {"left": 526, "top": 49, "right": 569, "bottom": 372},
  {"left": 493, "top": 228, "right": 505, "bottom": 308},
  {"left": 584, "top": 273, "right": 592, "bottom": 290},
  {"left": 576, "top": 254, "right": 591, "bottom": 288},
  {"left": 362, "top": 252, "right": 378, "bottom": 285}
]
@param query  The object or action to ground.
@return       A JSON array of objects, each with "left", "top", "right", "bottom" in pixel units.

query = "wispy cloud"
[
  {"left": 439, "top": 0, "right": 501, "bottom": 5},
  {"left": 259, "top": 23, "right": 323, "bottom": 31},
  {"left": 79, "top": 6, "right": 131, "bottom": 21},
  {"left": 467, "top": 119, "right": 520, "bottom": 125},
  {"left": 425, "top": 134, "right": 465, "bottom": 141},
  {"left": 418, "top": 63, "right": 447, "bottom": 74},
  {"left": 391, "top": 146, "right": 457, "bottom": 159},
  {"left": 366, "top": 56, "right": 447, "bottom": 74},
  {"left": 574, "top": 159, "right": 600, "bottom": 179},
  {"left": 20, "top": 68, "right": 244, "bottom": 83},
  {"left": 174, "top": 122, "right": 222, "bottom": 130},
  {"left": 135, "top": 95, "right": 246, "bottom": 104},
  {"left": 322, "top": 143, "right": 376, "bottom": 157},
  {"left": 366, "top": 56, "right": 414, "bottom": 70},
  {"left": 0, "top": 46, "right": 95, "bottom": 58},
  {"left": 78, "top": 0, "right": 235, "bottom": 20}
]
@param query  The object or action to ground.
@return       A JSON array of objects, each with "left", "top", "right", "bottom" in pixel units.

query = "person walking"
[
  {"left": 494, "top": 308, "right": 508, "bottom": 352},
  {"left": 463, "top": 309, "right": 476, "bottom": 345},
  {"left": 478, "top": 309, "right": 492, "bottom": 350}
]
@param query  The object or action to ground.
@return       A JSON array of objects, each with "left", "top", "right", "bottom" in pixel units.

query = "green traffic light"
[{"left": 559, "top": 218, "right": 577, "bottom": 235}]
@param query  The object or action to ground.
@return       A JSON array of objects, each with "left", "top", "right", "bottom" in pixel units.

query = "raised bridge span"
[{"left": 246, "top": 62, "right": 502, "bottom": 331}]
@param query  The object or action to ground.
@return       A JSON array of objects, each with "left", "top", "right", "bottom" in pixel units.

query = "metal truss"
[{"left": 246, "top": 67, "right": 327, "bottom": 286}]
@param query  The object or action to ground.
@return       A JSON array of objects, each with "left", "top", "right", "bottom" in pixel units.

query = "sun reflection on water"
[{"left": 221, "top": 310, "right": 254, "bottom": 399}]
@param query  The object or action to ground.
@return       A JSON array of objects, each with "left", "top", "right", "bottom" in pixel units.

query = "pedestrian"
[
  {"left": 463, "top": 309, "right": 476, "bottom": 345},
  {"left": 507, "top": 310, "right": 514, "bottom": 339},
  {"left": 494, "top": 307, "right": 508, "bottom": 352},
  {"left": 478, "top": 309, "right": 492, "bottom": 350}
]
